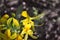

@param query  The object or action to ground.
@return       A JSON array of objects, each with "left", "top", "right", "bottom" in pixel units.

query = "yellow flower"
[
  {"left": 10, "top": 32, "right": 17, "bottom": 39},
  {"left": 20, "top": 23, "right": 32, "bottom": 38},
  {"left": 20, "top": 24, "right": 31, "bottom": 36},
  {"left": 21, "top": 11, "right": 28, "bottom": 17},
  {"left": 20, "top": 10, "right": 38, "bottom": 40},
  {"left": 21, "top": 10, "right": 34, "bottom": 27},
  {"left": 27, "top": 30, "right": 38, "bottom": 39},
  {"left": 5, "top": 29, "right": 17, "bottom": 39},
  {"left": 27, "top": 30, "right": 33, "bottom": 35},
  {"left": 0, "top": 14, "right": 9, "bottom": 23},
  {"left": 7, "top": 18, "right": 20, "bottom": 27},
  {"left": 22, "top": 18, "right": 34, "bottom": 26},
  {"left": 2, "top": 14, "right": 9, "bottom": 19},
  {"left": 24, "top": 24, "right": 31, "bottom": 31},
  {"left": 5, "top": 29, "right": 11, "bottom": 38},
  {"left": 13, "top": 18, "right": 20, "bottom": 27},
  {"left": 21, "top": 28, "right": 37, "bottom": 40},
  {"left": 21, "top": 18, "right": 35, "bottom": 31},
  {"left": 15, "top": 35, "right": 23, "bottom": 40},
  {"left": 20, "top": 19, "right": 37, "bottom": 40},
  {"left": 21, "top": 18, "right": 28, "bottom": 25},
  {"left": 22, "top": 29, "right": 33, "bottom": 35}
]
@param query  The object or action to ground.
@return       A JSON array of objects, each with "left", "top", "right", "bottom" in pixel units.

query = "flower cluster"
[{"left": 0, "top": 10, "right": 45, "bottom": 40}]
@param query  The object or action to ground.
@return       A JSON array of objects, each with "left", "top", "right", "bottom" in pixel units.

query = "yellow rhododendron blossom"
[
  {"left": 7, "top": 18, "right": 20, "bottom": 27},
  {"left": 5, "top": 29, "right": 11, "bottom": 38},
  {"left": 21, "top": 11, "right": 28, "bottom": 17}
]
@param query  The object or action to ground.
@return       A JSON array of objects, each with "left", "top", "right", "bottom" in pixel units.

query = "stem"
[
  {"left": 24, "top": 34, "right": 28, "bottom": 40},
  {"left": 29, "top": 34, "right": 38, "bottom": 39},
  {"left": 31, "top": 13, "right": 45, "bottom": 20}
]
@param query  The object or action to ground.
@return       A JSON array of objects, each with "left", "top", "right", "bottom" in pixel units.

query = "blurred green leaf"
[
  {"left": 33, "top": 7, "right": 38, "bottom": 15},
  {"left": 16, "top": 5, "right": 23, "bottom": 19},
  {"left": 0, "top": 32, "right": 11, "bottom": 40}
]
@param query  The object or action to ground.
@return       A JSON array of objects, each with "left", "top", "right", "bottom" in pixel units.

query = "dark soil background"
[{"left": 0, "top": 0, "right": 60, "bottom": 40}]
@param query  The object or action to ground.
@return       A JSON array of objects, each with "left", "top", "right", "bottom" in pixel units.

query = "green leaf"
[
  {"left": 0, "top": 32, "right": 11, "bottom": 40},
  {"left": 0, "top": 27, "right": 7, "bottom": 30},
  {"left": 16, "top": 5, "right": 23, "bottom": 19},
  {"left": 33, "top": 7, "right": 38, "bottom": 15},
  {"left": 0, "top": 24, "right": 5, "bottom": 27},
  {"left": 7, "top": 18, "right": 13, "bottom": 26},
  {"left": 31, "top": 13, "right": 45, "bottom": 20}
]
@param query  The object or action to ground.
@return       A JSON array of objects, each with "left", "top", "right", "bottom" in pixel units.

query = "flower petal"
[{"left": 21, "top": 11, "right": 28, "bottom": 17}]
